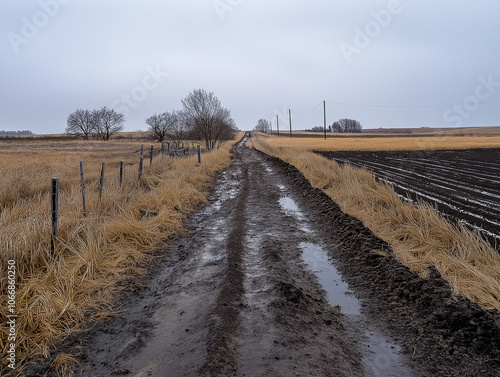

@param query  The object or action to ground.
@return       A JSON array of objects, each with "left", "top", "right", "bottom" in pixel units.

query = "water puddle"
[
  {"left": 278, "top": 196, "right": 310, "bottom": 232},
  {"left": 299, "top": 241, "right": 414, "bottom": 377},
  {"left": 201, "top": 251, "right": 224, "bottom": 264},
  {"left": 363, "top": 330, "right": 406, "bottom": 377},
  {"left": 279, "top": 196, "right": 301, "bottom": 214},
  {"left": 300, "top": 242, "right": 360, "bottom": 315}
]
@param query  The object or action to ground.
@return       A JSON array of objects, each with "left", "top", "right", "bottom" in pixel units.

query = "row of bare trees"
[
  {"left": 254, "top": 117, "right": 362, "bottom": 134},
  {"left": 65, "top": 107, "right": 125, "bottom": 140},
  {"left": 331, "top": 118, "right": 362, "bottom": 133},
  {"left": 146, "top": 89, "right": 237, "bottom": 150},
  {"left": 0, "top": 130, "right": 33, "bottom": 135},
  {"left": 66, "top": 89, "right": 237, "bottom": 149},
  {"left": 254, "top": 119, "right": 272, "bottom": 133}
]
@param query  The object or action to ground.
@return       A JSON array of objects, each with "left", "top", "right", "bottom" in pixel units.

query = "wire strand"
[{"left": 325, "top": 99, "right": 500, "bottom": 109}]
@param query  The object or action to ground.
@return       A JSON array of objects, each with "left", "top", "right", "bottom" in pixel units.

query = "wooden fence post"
[
  {"left": 161, "top": 142, "right": 165, "bottom": 154},
  {"left": 120, "top": 161, "right": 124, "bottom": 187},
  {"left": 99, "top": 163, "right": 105, "bottom": 202},
  {"left": 51, "top": 177, "right": 59, "bottom": 255},
  {"left": 139, "top": 144, "right": 144, "bottom": 179},
  {"left": 197, "top": 145, "right": 201, "bottom": 164},
  {"left": 80, "top": 161, "right": 86, "bottom": 217},
  {"left": 150, "top": 145, "right": 154, "bottom": 166}
]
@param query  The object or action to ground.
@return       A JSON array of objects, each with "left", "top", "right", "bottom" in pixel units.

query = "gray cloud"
[{"left": 1, "top": 0, "right": 499, "bottom": 134}]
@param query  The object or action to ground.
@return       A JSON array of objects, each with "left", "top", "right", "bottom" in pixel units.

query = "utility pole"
[
  {"left": 323, "top": 100, "right": 327, "bottom": 140},
  {"left": 289, "top": 109, "right": 292, "bottom": 138},
  {"left": 276, "top": 114, "right": 280, "bottom": 136}
]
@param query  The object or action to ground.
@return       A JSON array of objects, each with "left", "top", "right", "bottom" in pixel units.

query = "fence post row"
[
  {"left": 120, "top": 161, "right": 124, "bottom": 187},
  {"left": 51, "top": 177, "right": 59, "bottom": 255},
  {"left": 99, "top": 163, "right": 105, "bottom": 202},
  {"left": 80, "top": 161, "right": 86, "bottom": 217},
  {"left": 138, "top": 144, "right": 144, "bottom": 179},
  {"left": 51, "top": 144, "right": 206, "bottom": 251}
]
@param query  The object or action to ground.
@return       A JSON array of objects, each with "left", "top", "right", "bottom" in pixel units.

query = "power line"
[
  {"left": 293, "top": 101, "right": 323, "bottom": 116},
  {"left": 325, "top": 99, "right": 500, "bottom": 109}
]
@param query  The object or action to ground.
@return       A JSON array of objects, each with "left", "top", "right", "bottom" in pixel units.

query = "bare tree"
[
  {"left": 181, "top": 89, "right": 237, "bottom": 150},
  {"left": 65, "top": 109, "right": 95, "bottom": 139},
  {"left": 167, "top": 110, "right": 187, "bottom": 147},
  {"left": 146, "top": 113, "right": 165, "bottom": 142},
  {"left": 332, "top": 121, "right": 343, "bottom": 133},
  {"left": 254, "top": 119, "right": 271, "bottom": 133},
  {"left": 146, "top": 111, "right": 178, "bottom": 142},
  {"left": 93, "top": 107, "right": 126, "bottom": 140},
  {"left": 331, "top": 118, "right": 362, "bottom": 133},
  {"left": 211, "top": 108, "right": 237, "bottom": 148}
]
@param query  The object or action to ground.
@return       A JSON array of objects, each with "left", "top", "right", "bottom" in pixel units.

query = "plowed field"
[{"left": 318, "top": 148, "right": 500, "bottom": 246}]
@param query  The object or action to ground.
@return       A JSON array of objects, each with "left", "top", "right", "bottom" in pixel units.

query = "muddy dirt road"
[{"left": 28, "top": 136, "right": 500, "bottom": 377}]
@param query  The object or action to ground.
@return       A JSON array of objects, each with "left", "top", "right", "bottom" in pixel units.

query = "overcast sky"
[{"left": 1, "top": 0, "right": 500, "bottom": 134}]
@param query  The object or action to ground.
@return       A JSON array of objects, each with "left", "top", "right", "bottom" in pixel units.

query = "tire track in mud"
[
  {"left": 199, "top": 152, "right": 248, "bottom": 376},
  {"left": 200, "top": 139, "right": 368, "bottom": 376}
]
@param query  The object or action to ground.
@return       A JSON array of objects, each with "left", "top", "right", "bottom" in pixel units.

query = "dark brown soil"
[
  {"left": 22, "top": 138, "right": 500, "bottom": 377},
  {"left": 317, "top": 148, "right": 500, "bottom": 247}
]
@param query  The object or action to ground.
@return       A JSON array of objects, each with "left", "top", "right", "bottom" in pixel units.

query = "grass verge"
[
  {"left": 0, "top": 136, "right": 241, "bottom": 375},
  {"left": 247, "top": 133, "right": 500, "bottom": 311}
]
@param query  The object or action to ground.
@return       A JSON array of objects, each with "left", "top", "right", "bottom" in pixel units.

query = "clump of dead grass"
[{"left": 248, "top": 133, "right": 500, "bottom": 311}]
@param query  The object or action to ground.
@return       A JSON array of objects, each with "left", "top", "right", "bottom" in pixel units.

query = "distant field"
[
  {"left": 293, "top": 125, "right": 500, "bottom": 138},
  {"left": 263, "top": 132, "right": 500, "bottom": 151},
  {"left": 363, "top": 125, "right": 500, "bottom": 136}
]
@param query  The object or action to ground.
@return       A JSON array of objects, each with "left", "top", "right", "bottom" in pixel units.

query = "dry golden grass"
[
  {"left": 248, "top": 133, "right": 500, "bottom": 311},
  {"left": 264, "top": 133, "right": 500, "bottom": 152},
  {"left": 0, "top": 135, "right": 241, "bottom": 375}
]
